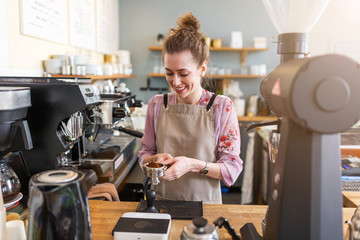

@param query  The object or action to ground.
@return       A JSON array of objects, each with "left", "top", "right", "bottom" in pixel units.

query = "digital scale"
[{"left": 112, "top": 212, "right": 171, "bottom": 240}]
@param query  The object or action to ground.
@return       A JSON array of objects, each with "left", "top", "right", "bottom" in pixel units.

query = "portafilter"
[{"left": 143, "top": 162, "right": 167, "bottom": 185}]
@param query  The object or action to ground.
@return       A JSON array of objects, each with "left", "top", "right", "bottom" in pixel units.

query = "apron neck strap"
[
  {"left": 206, "top": 93, "right": 217, "bottom": 111},
  {"left": 163, "top": 93, "right": 168, "bottom": 108}
]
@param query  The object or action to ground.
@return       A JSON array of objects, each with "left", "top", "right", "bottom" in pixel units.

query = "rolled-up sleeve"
[
  {"left": 214, "top": 97, "right": 243, "bottom": 187},
  {"left": 137, "top": 97, "right": 158, "bottom": 167}
]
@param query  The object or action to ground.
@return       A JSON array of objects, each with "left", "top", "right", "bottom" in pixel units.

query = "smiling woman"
[
  {"left": 163, "top": 12, "right": 214, "bottom": 94},
  {"left": 164, "top": 50, "right": 204, "bottom": 104},
  {"left": 138, "top": 12, "right": 243, "bottom": 204}
]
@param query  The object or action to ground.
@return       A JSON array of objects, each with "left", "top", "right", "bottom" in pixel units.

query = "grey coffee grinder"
[{"left": 240, "top": 1, "right": 360, "bottom": 239}]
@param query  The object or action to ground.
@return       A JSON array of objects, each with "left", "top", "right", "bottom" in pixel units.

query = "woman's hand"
[
  {"left": 160, "top": 156, "right": 203, "bottom": 181},
  {"left": 144, "top": 153, "right": 173, "bottom": 164}
]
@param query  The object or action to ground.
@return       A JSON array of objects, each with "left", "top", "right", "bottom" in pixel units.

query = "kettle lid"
[
  {"left": 37, "top": 170, "right": 78, "bottom": 183},
  {"left": 181, "top": 217, "right": 218, "bottom": 240}
]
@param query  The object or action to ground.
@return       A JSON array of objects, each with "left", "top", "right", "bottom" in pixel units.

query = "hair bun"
[{"left": 177, "top": 12, "right": 200, "bottom": 32}]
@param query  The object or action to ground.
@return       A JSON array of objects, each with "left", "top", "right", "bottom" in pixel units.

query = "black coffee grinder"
[{"left": 0, "top": 86, "right": 33, "bottom": 206}]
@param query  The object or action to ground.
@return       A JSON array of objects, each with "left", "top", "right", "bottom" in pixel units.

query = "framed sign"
[{"left": 20, "top": 0, "right": 67, "bottom": 44}]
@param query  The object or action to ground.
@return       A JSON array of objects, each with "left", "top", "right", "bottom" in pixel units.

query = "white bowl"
[{"left": 44, "top": 59, "right": 62, "bottom": 74}]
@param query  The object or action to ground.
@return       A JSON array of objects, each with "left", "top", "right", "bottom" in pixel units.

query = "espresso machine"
[
  {"left": 0, "top": 76, "right": 143, "bottom": 197},
  {"left": 80, "top": 87, "right": 143, "bottom": 185},
  {"left": 240, "top": 1, "right": 360, "bottom": 239},
  {"left": 0, "top": 86, "right": 33, "bottom": 206}
]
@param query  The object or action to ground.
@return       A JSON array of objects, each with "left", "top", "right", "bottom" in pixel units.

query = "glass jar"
[{"left": 0, "top": 161, "right": 21, "bottom": 202}]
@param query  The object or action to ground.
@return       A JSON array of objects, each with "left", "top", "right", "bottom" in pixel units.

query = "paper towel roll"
[
  {"left": 234, "top": 99, "right": 246, "bottom": 116},
  {"left": 117, "top": 50, "right": 130, "bottom": 65}
]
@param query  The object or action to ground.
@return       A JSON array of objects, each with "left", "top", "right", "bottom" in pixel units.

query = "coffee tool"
[
  {"left": 241, "top": 1, "right": 360, "bottom": 239},
  {"left": 140, "top": 189, "right": 159, "bottom": 213},
  {"left": 112, "top": 212, "right": 171, "bottom": 240},
  {"left": 143, "top": 162, "right": 167, "bottom": 185},
  {"left": 27, "top": 169, "right": 92, "bottom": 240},
  {"left": 180, "top": 216, "right": 240, "bottom": 240},
  {"left": 0, "top": 86, "right": 33, "bottom": 206}
]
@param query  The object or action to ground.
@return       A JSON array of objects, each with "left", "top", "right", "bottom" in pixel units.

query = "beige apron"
[{"left": 154, "top": 93, "right": 222, "bottom": 204}]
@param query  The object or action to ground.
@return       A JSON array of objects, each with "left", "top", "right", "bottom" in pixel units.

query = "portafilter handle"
[{"left": 114, "top": 126, "right": 143, "bottom": 138}]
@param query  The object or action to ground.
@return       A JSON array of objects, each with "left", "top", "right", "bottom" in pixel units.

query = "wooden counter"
[
  {"left": 89, "top": 200, "right": 355, "bottom": 239},
  {"left": 343, "top": 191, "right": 360, "bottom": 208}
]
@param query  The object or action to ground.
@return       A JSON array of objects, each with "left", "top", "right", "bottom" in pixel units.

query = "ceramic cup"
[
  {"left": 44, "top": 59, "right": 62, "bottom": 74},
  {"left": 6, "top": 220, "right": 26, "bottom": 240}
]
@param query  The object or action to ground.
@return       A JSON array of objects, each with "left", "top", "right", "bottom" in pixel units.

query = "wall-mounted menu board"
[
  {"left": 69, "top": 0, "right": 96, "bottom": 50},
  {"left": 20, "top": 0, "right": 67, "bottom": 44},
  {"left": 19, "top": 0, "right": 119, "bottom": 53},
  {"left": 96, "top": 0, "right": 119, "bottom": 54}
]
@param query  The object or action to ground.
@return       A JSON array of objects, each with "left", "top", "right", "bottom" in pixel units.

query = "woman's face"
[{"left": 164, "top": 50, "right": 207, "bottom": 102}]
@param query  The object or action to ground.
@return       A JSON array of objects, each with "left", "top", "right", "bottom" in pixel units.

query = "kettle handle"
[{"left": 214, "top": 217, "right": 240, "bottom": 240}]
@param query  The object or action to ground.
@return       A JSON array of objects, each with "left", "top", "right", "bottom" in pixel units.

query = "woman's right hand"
[{"left": 144, "top": 153, "right": 173, "bottom": 164}]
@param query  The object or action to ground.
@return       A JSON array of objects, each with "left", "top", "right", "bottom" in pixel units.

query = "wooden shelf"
[
  {"left": 148, "top": 46, "right": 267, "bottom": 52},
  {"left": 51, "top": 74, "right": 136, "bottom": 81},
  {"left": 208, "top": 74, "right": 265, "bottom": 79},
  {"left": 148, "top": 73, "right": 265, "bottom": 79},
  {"left": 238, "top": 116, "right": 277, "bottom": 122},
  {"left": 148, "top": 46, "right": 267, "bottom": 66}
]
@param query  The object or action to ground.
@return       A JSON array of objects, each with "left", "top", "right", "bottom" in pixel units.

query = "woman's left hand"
[
  {"left": 161, "top": 156, "right": 190, "bottom": 181},
  {"left": 160, "top": 156, "right": 202, "bottom": 181}
]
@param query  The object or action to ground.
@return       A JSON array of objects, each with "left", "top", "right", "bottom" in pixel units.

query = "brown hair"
[{"left": 163, "top": 12, "right": 215, "bottom": 91}]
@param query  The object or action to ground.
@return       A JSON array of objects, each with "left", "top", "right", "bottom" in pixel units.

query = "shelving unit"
[
  {"left": 146, "top": 45, "right": 269, "bottom": 122},
  {"left": 148, "top": 46, "right": 268, "bottom": 66},
  {"left": 148, "top": 73, "right": 266, "bottom": 79},
  {"left": 238, "top": 116, "right": 277, "bottom": 122},
  {"left": 148, "top": 46, "right": 273, "bottom": 163},
  {"left": 51, "top": 74, "right": 136, "bottom": 83},
  {"left": 147, "top": 45, "right": 267, "bottom": 88}
]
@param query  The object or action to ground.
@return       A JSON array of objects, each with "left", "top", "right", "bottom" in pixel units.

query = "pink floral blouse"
[{"left": 138, "top": 90, "right": 243, "bottom": 187}]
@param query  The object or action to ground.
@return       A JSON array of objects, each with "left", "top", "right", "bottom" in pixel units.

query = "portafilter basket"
[{"left": 143, "top": 162, "right": 167, "bottom": 185}]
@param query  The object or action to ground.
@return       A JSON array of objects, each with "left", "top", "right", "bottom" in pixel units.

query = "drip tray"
[{"left": 136, "top": 199, "right": 203, "bottom": 220}]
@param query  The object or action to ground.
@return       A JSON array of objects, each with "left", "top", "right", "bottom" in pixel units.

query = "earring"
[{"left": 201, "top": 72, "right": 205, "bottom": 77}]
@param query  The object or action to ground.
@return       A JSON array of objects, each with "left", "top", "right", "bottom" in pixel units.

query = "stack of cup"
[{"left": 117, "top": 50, "right": 132, "bottom": 75}]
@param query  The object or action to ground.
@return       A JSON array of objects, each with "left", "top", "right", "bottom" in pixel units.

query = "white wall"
[
  {"left": 310, "top": 0, "right": 360, "bottom": 61},
  {"left": 2, "top": 0, "right": 118, "bottom": 76},
  {"left": 2, "top": 0, "right": 360, "bottom": 77}
]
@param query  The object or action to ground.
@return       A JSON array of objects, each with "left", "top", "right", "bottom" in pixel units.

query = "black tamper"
[{"left": 141, "top": 189, "right": 159, "bottom": 213}]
